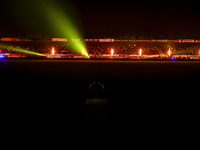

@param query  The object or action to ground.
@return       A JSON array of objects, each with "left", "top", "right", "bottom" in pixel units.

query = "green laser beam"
[
  {"left": 41, "top": 0, "right": 88, "bottom": 56},
  {"left": 2, "top": 0, "right": 89, "bottom": 57},
  {"left": 10, "top": 47, "right": 46, "bottom": 56},
  {"left": 0, "top": 43, "right": 46, "bottom": 56}
]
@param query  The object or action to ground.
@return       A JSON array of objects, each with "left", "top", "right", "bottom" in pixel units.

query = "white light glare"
[
  {"left": 52, "top": 47, "right": 55, "bottom": 55},
  {"left": 168, "top": 48, "right": 171, "bottom": 56},
  {"left": 111, "top": 49, "right": 114, "bottom": 56},
  {"left": 139, "top": 49, "right": 142, "bottom": 56}
]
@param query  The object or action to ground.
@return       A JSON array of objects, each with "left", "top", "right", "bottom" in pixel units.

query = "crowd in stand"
[
  {"left": 0, "top": 42, "right": 200, "bottom": 55},
  {"left": 171, "top": 43, "right": 198, "bottom": 55},
  {"left": 86, "top": 43, "right": 200, "bottom": 55}
]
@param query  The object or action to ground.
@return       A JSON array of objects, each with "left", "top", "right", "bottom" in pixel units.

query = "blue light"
[
  {"left": 171, "top": 56, "right": 175, "bottom": 60},
  {"left": 0, "top": 55, "right": 4, "bottom": 58}
]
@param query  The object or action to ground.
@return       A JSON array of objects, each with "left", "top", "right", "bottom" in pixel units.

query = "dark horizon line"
[
  {"left": 0, "top": 35, "right": 199, "bottom": 40},
  {"left": 0, "top": 37, "right": 199, "bottom": 41}
]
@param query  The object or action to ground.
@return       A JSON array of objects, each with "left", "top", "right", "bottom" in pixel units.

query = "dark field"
[{"left": 1, "top": 59, "right": 200, "bottom": 121}]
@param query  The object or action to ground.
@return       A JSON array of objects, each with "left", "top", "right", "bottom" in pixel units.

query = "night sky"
[{"left": 0, "top": 0, "right": 200, "bottom": 39}]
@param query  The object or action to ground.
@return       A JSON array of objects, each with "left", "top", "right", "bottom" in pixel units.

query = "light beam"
[
  {"left": 41, "top": 0, "right": 88, "bottom": 56},
  {"left": 0, "top": 43, "right": 46, "bottom": 57}
]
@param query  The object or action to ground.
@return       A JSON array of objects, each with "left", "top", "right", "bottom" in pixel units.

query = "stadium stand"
[{"left": 0, "top": 39, "right": 200, "bottom": 58}]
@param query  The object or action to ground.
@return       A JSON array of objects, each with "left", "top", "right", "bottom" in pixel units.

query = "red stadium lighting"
[{"left": 173, "top": 40, "right": 179, "bottom": 42}]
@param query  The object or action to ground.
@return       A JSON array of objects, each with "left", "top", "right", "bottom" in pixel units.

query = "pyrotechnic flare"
[
  {"left": 52, "top": 47, "right": 55, "bottom": 55},
  {"left": 139, "top": 49, "right": 142, "bottom": 56},
  {"left": 111, "top": 49, "right": 114, "bottom": 56},
  {"left": 168, "top": 48, "right": 171, "bottom": 56}
]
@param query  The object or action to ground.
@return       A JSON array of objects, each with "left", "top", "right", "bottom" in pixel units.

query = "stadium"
[
  {"left": 1, "top": 0, "right": 200, "bottom": 121},
  {"left": 1, "top": 38, "right": 200, "bottom": 120},
  {"left": 1, "top": 38, "right": 200, "bottom": 60}
]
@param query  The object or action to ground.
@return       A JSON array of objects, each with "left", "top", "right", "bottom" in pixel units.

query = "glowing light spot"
[
  {"left": 111, "top": 49, "right": 114, "bottom": 56},
  {"left": 139, "top": 49, "right": 142, "bottom": 56},
  {"left": 168, "top": 48, "right": 171, "bottom": 56},
  {"left": 52, "top": 47, "right": 55, "bottom": 55}
]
